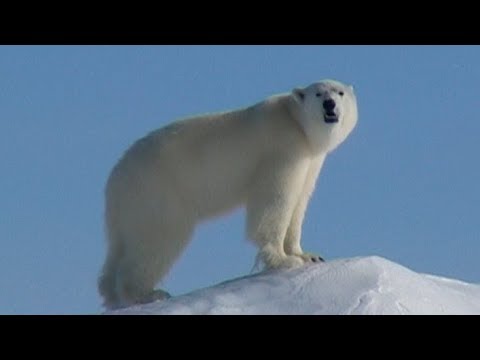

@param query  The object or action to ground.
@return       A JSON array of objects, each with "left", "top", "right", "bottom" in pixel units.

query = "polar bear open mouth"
[{"left": 324, "top": 113, "right": 339, "bottom": 124}]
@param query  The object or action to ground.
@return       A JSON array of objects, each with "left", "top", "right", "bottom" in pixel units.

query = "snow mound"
[{"left": 106, "top": 256, "right": 480, "bottom": 315}]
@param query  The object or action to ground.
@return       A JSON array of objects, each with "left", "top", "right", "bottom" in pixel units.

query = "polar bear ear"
[
  {"left": 349, "top": 85, "right": 354, "bottom": 92},
  {"left": 293, "top": 88, "right": 306, "bottom": 102}
]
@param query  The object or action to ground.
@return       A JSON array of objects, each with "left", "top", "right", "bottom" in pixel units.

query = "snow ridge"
[{"left": 107, "top": 256, "right": 480, "bottom": 315}]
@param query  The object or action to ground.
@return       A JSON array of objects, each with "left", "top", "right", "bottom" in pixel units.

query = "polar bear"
[{"left": 98, "top": 79, "right": 358, "bottom": 309}]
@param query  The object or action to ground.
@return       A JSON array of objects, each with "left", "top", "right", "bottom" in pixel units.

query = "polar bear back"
[{"left": 107, "top": 94, "right": 308, "bottom": 219}]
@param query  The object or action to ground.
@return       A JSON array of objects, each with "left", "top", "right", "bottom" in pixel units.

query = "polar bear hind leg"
[{"left": 100, "top": 184, "right": 195, "bottom": 309}]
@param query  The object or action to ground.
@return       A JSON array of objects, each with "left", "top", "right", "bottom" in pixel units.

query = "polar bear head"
[{"left": 291, "top": 79, "right": 358, "bottom": 153}]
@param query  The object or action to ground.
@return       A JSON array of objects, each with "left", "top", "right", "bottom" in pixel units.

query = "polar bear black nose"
[{"left": 323, "top": 99, "right": 336, "bottom": 112}]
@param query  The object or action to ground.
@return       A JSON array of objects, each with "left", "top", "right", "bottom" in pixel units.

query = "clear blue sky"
[{"left": 1, "top": 45, "right": 479, "bottom": 314}]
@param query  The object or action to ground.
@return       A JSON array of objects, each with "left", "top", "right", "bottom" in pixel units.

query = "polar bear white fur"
[{"left": 98, "top": 79, "right": 358, "bottom": 309}]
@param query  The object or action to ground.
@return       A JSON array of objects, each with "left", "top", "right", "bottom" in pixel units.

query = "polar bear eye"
[
  {"left": 315, "top": 93, "right": 322, "bottom": 97},
  {"left": 338, "top": 91, "right": 344, "bottom": 96}
]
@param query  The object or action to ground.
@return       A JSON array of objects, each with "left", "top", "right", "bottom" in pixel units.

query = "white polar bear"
[{"left": 98, "top": 79, "right": 358, "bottom": 309}]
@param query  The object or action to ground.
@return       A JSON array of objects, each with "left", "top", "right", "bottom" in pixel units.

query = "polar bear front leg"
[
  {"left": 246, "top": 156, "right": 310, "bottom": 270},
  {"left": 284, "top": 223, "right": 324, "bottom": 263},
  {"left": 283, "top": 195, "right": 324, "bottom": 264},
  {"left": 284, "top": 154, "right": 326, "bottom": 264},
  {"left": 247, "top": 200, "right": 305, "bottom": 269}
]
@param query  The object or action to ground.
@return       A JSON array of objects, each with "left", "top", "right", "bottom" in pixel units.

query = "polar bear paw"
[
  {"left": 139, "top": 289, "right": 172, "bottom": 305},
  {"left": 258, "top": 246, "right": 305, "bottom": 270}
]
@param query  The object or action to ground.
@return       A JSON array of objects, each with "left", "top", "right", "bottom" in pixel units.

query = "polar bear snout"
[
  {"left": 323, "top": 99, "right": 336, "bottom": 112},
  {"left": 323, "top": 99, "right": 338, "bottom": 123}
]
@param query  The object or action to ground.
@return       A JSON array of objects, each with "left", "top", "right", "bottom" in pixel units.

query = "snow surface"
[{"left": 106, "top": 256, "right": 480, "bottom": 315}]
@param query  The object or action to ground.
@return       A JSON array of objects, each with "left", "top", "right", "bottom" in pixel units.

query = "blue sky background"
[{"left": 0, "top": 45, "right": 479, "bottom": 314}]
